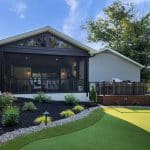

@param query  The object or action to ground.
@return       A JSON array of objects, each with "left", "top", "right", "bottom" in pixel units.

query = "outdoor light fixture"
[
  {"left": 27, "top": 70, "right": 31, "bottom": 76},
  {"left": 43, "top": 111, "right": 49, "bottom": 125},
  {"left": 25, "top": 56, "right": 29, "bottom": 60},
  {"left": 61, "top": 71, "right": 65, "bottom": 75}
]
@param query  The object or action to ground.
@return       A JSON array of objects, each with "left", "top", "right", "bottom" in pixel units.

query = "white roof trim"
[
  {"left": 95, "top": 48, "right": 145, "bottom": 68},
  {"left": 0, "top": 26, "right": 97, "bottom": 54}
]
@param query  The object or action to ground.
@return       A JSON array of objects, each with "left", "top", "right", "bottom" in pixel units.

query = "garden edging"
[{"left": 0, "top": 106, "right": 100, "bottom": 144}]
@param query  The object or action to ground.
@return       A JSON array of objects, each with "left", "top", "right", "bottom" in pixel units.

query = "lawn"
[{"left": 1, "top": 107, "right": 150, "bottom": 150}]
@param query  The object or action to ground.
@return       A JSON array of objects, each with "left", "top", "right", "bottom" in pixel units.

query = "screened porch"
[{"left": 2, "top": 53, "right": 88, "bottom": 93}]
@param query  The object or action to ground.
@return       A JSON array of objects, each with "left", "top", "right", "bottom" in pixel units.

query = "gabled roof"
[
  {"left": 0, "top": 26, "right": 97, "bottom": 54},
  {"left": 94, "top": 48, "right": 145, "bottom": 68}
]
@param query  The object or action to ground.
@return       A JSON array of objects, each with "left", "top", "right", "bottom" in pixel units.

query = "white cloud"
[
  {"left": 62, "top": 0, "right": 107, "bottom": 50},
  {"left": 63, "top": 0, "right": 101, "bottom": 49},
  {"left": 65, "top": 0, "right": 77, "bottom": 12},
  {"left": 62, "top": 0, "right": 78, "bottom": 36},
  {"left": 63, "top": 0, "right": 92, "bottom": 36},
  {"left": 9, "top": 1, "right": 27, "bottom": 19}
]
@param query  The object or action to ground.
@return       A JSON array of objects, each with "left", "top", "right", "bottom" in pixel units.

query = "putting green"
[
  {"left": 20, "top": 107, "right": 150, "bottom": 150},
  {"left": 111, "top": 106, "right": 150, "bottom": 113},
  {"left": 104, "top": 107, "right": 150, "bottom": 132}
]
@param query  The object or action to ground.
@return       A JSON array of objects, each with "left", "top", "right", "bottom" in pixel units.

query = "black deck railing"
[
  {"left": 7, "top": 78, "right": 85, "bottom": 93},
  {"left": 89, "top": 81, "right": 146, "bottom": 95},
  {"left": 3, "top": 79, "right": 149, "bottom": 95}
]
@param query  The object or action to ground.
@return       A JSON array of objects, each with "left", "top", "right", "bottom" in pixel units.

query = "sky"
[{"left": 0, "top": 0, "right": 149, "bottom": 50}]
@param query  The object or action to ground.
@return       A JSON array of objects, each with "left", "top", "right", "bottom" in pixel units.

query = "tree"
[
  {"left": 84, "top": 1, "right": 150, "bottom": 81},
  {"left": 89, "top": 86, "right": 97, "bottom": 104}
]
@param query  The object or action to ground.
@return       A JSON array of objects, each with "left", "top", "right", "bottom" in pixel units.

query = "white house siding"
[{"left": 89, "top": 51, "right": 141, "bottom": 82}]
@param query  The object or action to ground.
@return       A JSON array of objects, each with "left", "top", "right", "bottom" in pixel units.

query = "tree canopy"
[{"left": 85, "top": 1, "right": 150, "bottom": 67}]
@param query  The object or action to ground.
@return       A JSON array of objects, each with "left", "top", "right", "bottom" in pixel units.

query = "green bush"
[
  {"left": 73, "top": 105, "right": 85, "bottom": 112},
  {"left": 34, "top": 116, "right": 52, "bottom": 124},
  {"left": 146, "top": 83, "right": 150, "bottom": 92},
  {"left": 0, "top": 93, "right": 17, "bottom": 110},
  {"left": 34, "top": 92, "right": 51, "bottom": 103},
  {"left": 89, "top": 86, "right": 97, "bottom": 104},
  {"left": 22, "top": 101, "right": 37, "bottom": 111},
  {"left": 60, "top": 109, "right": 75, "bottom": 118},
  {"left": 2, "top": 106, "right": 20, "bottom": 126},
  {"left": 65, "top": 94, "right": 78, "bottom": 105}
]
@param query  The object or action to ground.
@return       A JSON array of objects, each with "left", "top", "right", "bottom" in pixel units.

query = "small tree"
[{"left": 89, "top": 86, "right": 97, "bottom": 104}]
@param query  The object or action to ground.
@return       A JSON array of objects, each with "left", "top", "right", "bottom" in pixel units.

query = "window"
[
  {"left": 14, "top": 33, "right": 73, "bottom": 48},
  {"left": 13, "top": 67, "right": 31, "bottom": 79},
  {"left": 49, "top": 35, "right": 72, "bottom": 48},
  {"left": 16, "top": 35, "right": 46, "bottom": 47}
]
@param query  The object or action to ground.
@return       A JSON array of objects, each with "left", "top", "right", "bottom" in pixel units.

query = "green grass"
[
  {"left": 0, "top": 109, "right": 104, "bottom": 150},
  {"left": 1, "top": 107, "right": 150, "bottom": 150}
]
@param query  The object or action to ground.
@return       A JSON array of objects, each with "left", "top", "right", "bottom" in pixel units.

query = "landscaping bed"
[
  {"left": 1, "top": 107, "right": 150, "bottom": 150},
  {"left": 0, "top": 98, "right": 91, "bottom": 135}
]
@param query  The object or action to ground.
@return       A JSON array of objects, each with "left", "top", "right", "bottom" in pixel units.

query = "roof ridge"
[
  {"left": 95, "top": 47, "right": 144, "bottom": 68},
  {"left": 0, "top": 26, "right": 97, "bottom": 54}
]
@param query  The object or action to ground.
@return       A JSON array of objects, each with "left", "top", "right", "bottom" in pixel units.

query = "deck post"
[
  {"left": 0, "top": 51, "right": 5, "bottom": 92},
  {"left": 85, "top": 57, "right": 89, "bottom": 96}
]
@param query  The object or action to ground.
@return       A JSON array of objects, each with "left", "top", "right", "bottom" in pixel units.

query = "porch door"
[
  {"left": 60, "top": 67, "right": 76, "bottom": 91},
  {"left": 41, "top": 72, "right": 59, "bottom": 92},
  {"left": 60, "top": 68, "right": 68, "bottom": 91},
  {"left": 31, "top": 66, "right": 60, "bottom": 92}
]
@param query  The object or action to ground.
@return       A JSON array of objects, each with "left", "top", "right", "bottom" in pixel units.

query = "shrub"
[
  {"left": 89, "top": 86, "right": 97, "bottom": 104},
  {"left": 73, "top": 105, "right": 84, "bottom": 112},
  {"left": 34, "top": 116, "right": 52, "bottom": 124},
  {"left": 0, "top": 93, "right": 17, "bottom": 110},
  {"left": 34, "top": 92, "right": 51, "bottom": 103},
  {"left": 1, "top": 106, "right": 20, "bottom": 126},
  {"left": 60, "top": 109, "right": 75, "bottom": 118},
  {"left": 146, "top": 83, "right": 150, "bottom": 92},
  {"left": 64, "top": 94, "right": 78, "bottom": 105},
  {"left": 22, "top": 101, "right": 37, "bottom": 111}
]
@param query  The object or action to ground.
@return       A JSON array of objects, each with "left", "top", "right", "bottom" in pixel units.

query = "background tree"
[{"left": 84, "top": 1, "right": 150, "bottom": 81}]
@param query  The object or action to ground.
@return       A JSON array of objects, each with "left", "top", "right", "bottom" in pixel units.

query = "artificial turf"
[
  {"left": 0, "top": 109, "right": 104, "bottom": 150},
  {"left": 1, "top": 107, "right": 150, "bottom": 150}
]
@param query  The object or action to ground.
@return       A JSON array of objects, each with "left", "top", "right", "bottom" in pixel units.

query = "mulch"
[{"left": 0, "top": 98, "right": 92, "bottom": 135}]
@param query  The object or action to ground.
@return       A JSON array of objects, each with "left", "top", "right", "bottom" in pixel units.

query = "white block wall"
[
  {"left": 14, "top": 93, "right": 89, "bottom": 102},
  {"left": 89, "top": 52, "right": 141, "bottom": 82}
]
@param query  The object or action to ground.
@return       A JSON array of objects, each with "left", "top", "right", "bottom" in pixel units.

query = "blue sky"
[{"left": 0, "top": 0, "right": 149, "bottom": 50}]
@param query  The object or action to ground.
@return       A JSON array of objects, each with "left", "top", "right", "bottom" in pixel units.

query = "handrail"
[
  {"left": 8, "top": 78, "right": 85, "bottom": 93},
  {"left": 89, "top": 81, "right": 146, "bottom": 95}
]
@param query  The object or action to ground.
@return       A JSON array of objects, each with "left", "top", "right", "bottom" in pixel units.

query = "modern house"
[{"left": 0, "top": 26, "right": 144, "bottom": 100}]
